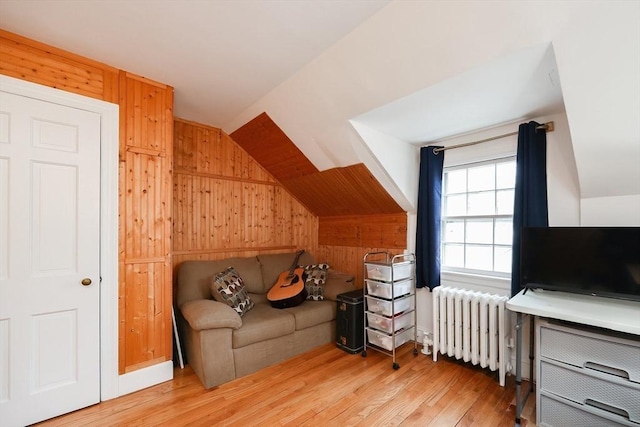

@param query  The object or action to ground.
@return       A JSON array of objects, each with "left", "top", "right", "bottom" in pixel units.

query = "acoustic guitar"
[{"left": 267, "top": 250, "right": 307, "bottom": 308}]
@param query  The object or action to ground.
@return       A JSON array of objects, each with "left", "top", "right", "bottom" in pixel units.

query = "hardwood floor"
[{"left": 36, "top": 344, "right": 532, "bottom": 426}]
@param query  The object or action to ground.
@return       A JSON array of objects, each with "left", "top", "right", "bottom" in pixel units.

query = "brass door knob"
[{"left": 81, "top": 278, "right": 92, "bottom": 286}]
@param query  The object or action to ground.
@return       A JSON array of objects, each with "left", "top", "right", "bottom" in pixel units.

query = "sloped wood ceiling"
[
  {"left": 230, "top": 112, "right": 404, "bottom": 217},
  {"left": 229, "top": 112, "right": 319, "bottom": 181}
]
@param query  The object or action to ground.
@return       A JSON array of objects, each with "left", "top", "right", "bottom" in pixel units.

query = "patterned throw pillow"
[
  {"left": 304, "top": 263, "right": 329, "bottom": 301},
  {"left": 211, "top": 267, "right": 254, "bottom": 316}
]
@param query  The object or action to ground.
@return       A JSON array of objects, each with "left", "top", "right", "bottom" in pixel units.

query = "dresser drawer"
[
  {"left": 540, "top": 324, "right": 640, "bottom": 384},
  {"left": 539, "top": 393, "right": 636, "bottom": 427},
  {"left": 540, "top": 360, "right": 640, "bottom": 424}
]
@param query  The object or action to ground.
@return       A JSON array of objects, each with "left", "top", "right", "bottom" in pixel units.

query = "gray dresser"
[{"left": 536, "top": 319, "right": 640, "bottom": 426}]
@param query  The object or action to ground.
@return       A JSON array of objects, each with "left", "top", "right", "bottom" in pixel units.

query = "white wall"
[
  {"left": 581, "top": 195, "right": 640, "bottom": 226},
  {"left": 552, "top": 2, "right": 640, "bottom": 199},
  {"left": 349, "top": 121, "right": 418, "bottom": 212}
]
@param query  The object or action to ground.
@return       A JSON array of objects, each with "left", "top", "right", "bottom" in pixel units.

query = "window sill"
[{"left": 441, "top": 270, "right": 511, "bottom": 296}]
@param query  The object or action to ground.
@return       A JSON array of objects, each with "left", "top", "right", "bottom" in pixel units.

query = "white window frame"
[{"left": 441, "top": 155, "right": 516, "bottom": 279}]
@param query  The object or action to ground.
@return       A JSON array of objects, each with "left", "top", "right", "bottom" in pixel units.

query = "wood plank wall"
[
  {"left": 172, "top": 118, "right": 319, "bottom": 270},
  {"left": 119, "top": 73, "right": 174, "bottom": 373},
  {"left": 0, "top": 29, "right": 119, "bottom": 103},
  {"left": 318, "top": 214, "right": 407, "bottom": 286},
  {"left": 0, "top": 29, "right": 174, "bottom": 375}
]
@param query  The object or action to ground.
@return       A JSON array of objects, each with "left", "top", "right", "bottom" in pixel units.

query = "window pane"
[
  {"left": 494, "top": 246, "right": 512, "bottom": 273},
  {"left": 443, "top": 243, "right": 464, "bottom": 268},
  {"left": 441, "top": 158, "right": 515, "bottom": 276},
  {"left": 465, "top": 245, "right": 493, "bottom": 271},
  {"left": 495, "top": 219, "right": 513, "bottom": 245},
  {"left": 467, "top": 191, "right": 495, "bottom": 215},
  {"left": 446, "top": 169, "right": 467, "bottom": 194},
  {"left": 466, "top": 219, "right": 493, "bottom": 244},
  {"left": 443, "top": 220, "right": 464, "bottom": 243},
  {"left": 446, "top": 194, "right": 467, "bottom": 216},
  {"left": 468, "top": 164, "right": 495, "bottom": 192},
  {"left": 496, "top": 189, "right": 514, "bottom": 215},
  {"left": 496, "top": 161, "right": 516, "bottom": 189}
]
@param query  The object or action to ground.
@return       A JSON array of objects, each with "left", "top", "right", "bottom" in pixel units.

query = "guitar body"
[
  {"left": 267, "top": 250, "right": 307, "bottom": 308},
  {"left": 267, "top": 267, "right": 307, "bottom": 308}
]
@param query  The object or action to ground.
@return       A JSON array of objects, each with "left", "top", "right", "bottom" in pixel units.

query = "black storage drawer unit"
[{"left": 336, "top": 289, "right": 364, "bottom": 354}]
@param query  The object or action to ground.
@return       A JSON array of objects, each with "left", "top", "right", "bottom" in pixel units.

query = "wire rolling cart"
[{"left": 361, "top": 251, "right": 418, "bottom": 369}]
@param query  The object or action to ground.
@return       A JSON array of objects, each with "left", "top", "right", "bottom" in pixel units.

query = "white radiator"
[{"left": 432, "top": 287, "right": 509, "bottom": 386}]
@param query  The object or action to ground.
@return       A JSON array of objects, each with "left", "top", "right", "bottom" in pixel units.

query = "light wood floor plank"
[{"left": 36, "top": 343, "right": 531, "bottom": 427}]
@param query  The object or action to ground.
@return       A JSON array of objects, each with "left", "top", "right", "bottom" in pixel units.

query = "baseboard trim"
[{"left": 117, "top": 361, "right": 174, "bottom": 398}]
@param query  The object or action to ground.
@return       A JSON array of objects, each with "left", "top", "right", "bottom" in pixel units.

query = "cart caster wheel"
[
  {"left": 392, "top": 362, "right": 400, "bottom": 370},
  {"left": 413, "top": 348, "right": 419, "bottom": 356},
  {"left": 361, "top": 351, "right": 367, "bottom": 358}
]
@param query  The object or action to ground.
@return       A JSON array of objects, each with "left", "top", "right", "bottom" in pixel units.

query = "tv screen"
[{"left": 520, "top": 227, "right": 640, "bottom": 301}]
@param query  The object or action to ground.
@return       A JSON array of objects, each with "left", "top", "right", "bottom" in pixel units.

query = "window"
[{"left": 441, "top": 157, "right": 516, "bottom": 277}]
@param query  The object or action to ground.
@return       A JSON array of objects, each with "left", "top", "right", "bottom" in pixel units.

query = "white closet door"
[{"left": 0, "top": 90, "right": 101, "bottom": 427}]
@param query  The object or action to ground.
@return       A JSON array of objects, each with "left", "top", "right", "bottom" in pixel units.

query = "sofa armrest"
[
  {"left": 324, "top": 269, "right": 356, "bottom": 301},
  {"left": 180, "top": 299, "right": 242, "bottom": 331}
]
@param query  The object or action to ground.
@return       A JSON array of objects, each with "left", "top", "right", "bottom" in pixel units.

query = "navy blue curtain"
[
  {"left": 511, "top": 121, "right": 549, "bottom": 296},
  {"left": 416, "top": 146, "right": 444, "bottom": 290}
]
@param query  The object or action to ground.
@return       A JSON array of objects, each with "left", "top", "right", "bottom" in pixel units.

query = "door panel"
[
  {"left": 31, "top": 162, "right": 78, "bottom": 275},
  {"left": 0, "top": 90, "right": 101, "bottom": 426}
]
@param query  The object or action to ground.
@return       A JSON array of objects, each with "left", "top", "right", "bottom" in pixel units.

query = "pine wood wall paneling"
[
  {"left": 119, "top": 71, "right": 173, "bottom": 374},
  {"left": 122, "top": 262, "right": 171, "bottom": 373},
  {"left": 122, "top": 152, "right": 169, "bottom": 260},
  {"left": 121, "top": 72, "right": 171, "bottom": 156},
  {"left": 318, "top": 214, "right": 407, "bottom": 286},
  {"left": 172, "top": 119, "right": 319, "bottom": 278},
  {"left": 0, "top": 29, "right": 119, "bottom": 102},
  {"left": 319, "top": 213, "right": 407, "bottom": 248},
  {"left": 173, "top": 119, "right": 199, "bottom": 172},
  {"left": 316, "top": 245, "right": 405, "bottom": 288}
]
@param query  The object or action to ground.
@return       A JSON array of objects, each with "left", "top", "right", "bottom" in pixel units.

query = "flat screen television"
[{"left": 520, "top": 227, "right": 640, "bottom": 302}]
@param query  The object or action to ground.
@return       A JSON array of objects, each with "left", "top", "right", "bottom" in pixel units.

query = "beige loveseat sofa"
[{"left": 176, "top": 251, "right": 355, "bottom": 389}]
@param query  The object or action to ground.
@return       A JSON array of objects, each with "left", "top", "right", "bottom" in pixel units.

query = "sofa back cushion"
[
  {"left": 177, "top": 256, "right": 263, "bottom": 308},
  {"left": 257, "top": 252, "right": 316, "bottom": 293}
]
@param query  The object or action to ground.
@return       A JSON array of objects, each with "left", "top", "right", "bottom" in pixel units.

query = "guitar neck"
[{"left": 287, "top": 250, "right": 305, "bottom": 277}]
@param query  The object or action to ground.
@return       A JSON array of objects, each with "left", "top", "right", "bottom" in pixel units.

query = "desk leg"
[
  {"left": 529, "top": 315, "right": 534, "bottom": 397},
  {"left": 515, "top": 311, "right": 523, "bottom": 426},
  {"left": 514, "top": 312, "right": 534, "bottom": 427}
]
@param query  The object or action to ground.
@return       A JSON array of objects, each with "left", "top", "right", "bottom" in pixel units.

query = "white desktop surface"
[{"left": 507, "top": 289, "right": 640, "bottom": 336}]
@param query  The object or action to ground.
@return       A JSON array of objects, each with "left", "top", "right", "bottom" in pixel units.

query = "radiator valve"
[{"left": 421, "top": 333, "right": 433, "bottom": 355}]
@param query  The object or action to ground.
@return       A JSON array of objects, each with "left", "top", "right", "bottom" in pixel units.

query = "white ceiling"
[
  {"left": 352, "top": 42, "right": 565, "bottom": 145},
  {"left": 0, "top": 0, "right": 389, "bottom": 127}
]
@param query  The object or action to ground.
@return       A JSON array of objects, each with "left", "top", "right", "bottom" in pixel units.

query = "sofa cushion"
[
  {"left": 232, "top": 303, "right": 295, "bottom": 348},
  {"left": 222, "top": 257, "right": 264, "bottom": 294},
  {"left": 283, "top": 300, "right": 336, "bottom": 331},
  {"left": 324, "top": 270, "right": 356, "bottom": 301},
  {"left": 258, "top": 251, "right": 316, "bottom": 293},
  {"left": 176, "top": 256, "right": 264, "bottom": 307},
  {"left": 211, "top": 267, "right": 255, "bottom": 317},
  {"left": 248, "top": 293, "right": 268, "bottom": 305},
  {"left": 304, "top": 263, "right": 329, "bottom": 301}
]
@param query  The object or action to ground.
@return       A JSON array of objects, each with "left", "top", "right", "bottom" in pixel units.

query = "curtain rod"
[{"left": 432, "top": 121, "right": 554, "bottom": 155}]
